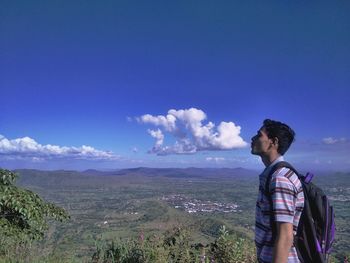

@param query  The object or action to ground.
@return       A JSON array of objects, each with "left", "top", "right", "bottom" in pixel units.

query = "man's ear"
[{"left": 272, "top": 137, "right": 279, "bottom": 148}]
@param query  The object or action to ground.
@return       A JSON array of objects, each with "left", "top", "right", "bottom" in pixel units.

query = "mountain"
[{"left": 14, "top": 167, "right": 257, "bottom": 188}]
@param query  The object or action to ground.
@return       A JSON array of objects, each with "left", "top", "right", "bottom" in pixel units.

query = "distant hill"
[
  {"left": 14, "top": 167, "right": 345, "bottom": 190},
  {"left": 114, "top": 167, "right": 257, "bottom": 178},
  {"left": 10, "top": 167, "right": 349, "bottom": 261},
  {"left": 14, "top": 167, "right": 257, "bottom": 188}
]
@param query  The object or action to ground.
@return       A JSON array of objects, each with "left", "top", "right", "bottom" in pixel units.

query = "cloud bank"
[
  {"left": 322, "top": 137, "right": 347, "bottom": 145},
  {"left": 0, "top": 135, "right": 120, "bottom": 161},
  {"left": 137, "top": 108, "right": 247, "bottom": 155},
  {"left": 206, "top": 157, "right": 226, "bottom": 162}
]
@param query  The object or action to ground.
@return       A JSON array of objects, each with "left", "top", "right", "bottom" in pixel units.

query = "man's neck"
[{"left": 261, "top": 153, "right": 281, "bottom": 168}]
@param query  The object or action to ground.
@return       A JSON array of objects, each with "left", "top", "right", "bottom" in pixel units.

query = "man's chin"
[{"left": 251, "top": 150, "right": 259, "bottom": 156}]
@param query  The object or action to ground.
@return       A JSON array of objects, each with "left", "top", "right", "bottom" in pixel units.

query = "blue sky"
[{"left": 1, "top": 1, "right": 349, "bottom": 171}]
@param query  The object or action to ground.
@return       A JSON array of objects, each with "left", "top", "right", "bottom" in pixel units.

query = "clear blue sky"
[{"left": 1, "top": 1, "right": 349, "bottom": 171}]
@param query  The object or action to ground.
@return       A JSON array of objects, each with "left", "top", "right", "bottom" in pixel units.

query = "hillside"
[{"left": 11, "top": 168, "right": 350, "bottom": 262}]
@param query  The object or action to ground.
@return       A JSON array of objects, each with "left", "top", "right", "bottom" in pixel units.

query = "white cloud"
[
  {"left": 206, "top": 157, "right": 226, "bottom": 162},
  {"left": 0, "top": 135, "right": 120, "bottom": 161},
  {"left": 322, "top": 137, "right": 337, "bottom": 144},
  {"left": 137, "top": 108, "right": 248, "bottom": 155},
  {"left": 137, "top": 114, "right": 177, "bottom": 132},
  {"left": 32, "top": 157, "right": 44, "bottom": 163},
  {"left": 322, "top": 137, "right": 347, "bottom": 145},
  {"left": 132, "top": 147, "right": 139, "bottom": 153},
  {"left": 148, "top": 129, "right": 164, "bottom": 147}
]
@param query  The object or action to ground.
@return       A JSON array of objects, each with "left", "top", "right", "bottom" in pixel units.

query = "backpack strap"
[
  {"left": 264, "top": 161, "right": 299, "bottom": 196},
  {"left": 264, "top": 161, "right": 299, "bottom": 240}
]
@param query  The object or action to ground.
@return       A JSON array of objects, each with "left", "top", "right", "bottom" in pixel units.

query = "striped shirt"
[{"left": 255, "top": 156, "right": 304, "bottom": 263}]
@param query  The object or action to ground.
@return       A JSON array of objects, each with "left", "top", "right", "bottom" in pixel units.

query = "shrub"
[
  {"left": 0, "top": 168, "right": 70, "bottom": 260},
  {"left": 91, "top": 225, "right": 256, "bottom": 263}
]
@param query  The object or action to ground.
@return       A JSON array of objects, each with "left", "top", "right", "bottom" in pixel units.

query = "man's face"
[{"left": 250, "top": 127, "right": 273, "bottom": 156}]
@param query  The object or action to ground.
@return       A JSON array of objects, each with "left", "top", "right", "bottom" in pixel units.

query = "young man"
[{"left": 251, "top": 119, "right": 304, "bottom": 263}]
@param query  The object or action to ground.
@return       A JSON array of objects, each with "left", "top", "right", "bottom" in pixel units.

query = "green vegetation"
[
  {"left": 0, "top": 168, "right": 348, "bottom": 262},
  {"left": 0, "top": 169, "right": 69, "bottom": 261},
  {"left": 92, "top": 226, "right": 256, "bottom": 263}
]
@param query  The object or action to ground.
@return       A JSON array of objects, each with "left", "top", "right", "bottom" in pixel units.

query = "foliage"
[
  {"left": 0, "top": 168, "right": 70, "bottom": 257},
  {"left": 91, "top": 225, "right": 256, "bottom": 263},
  {"left": 208, "top": 225, "right": 256, "bottom": 263},
  {"left": 4, "top": 168, "right": 348, "bottom": 262}
]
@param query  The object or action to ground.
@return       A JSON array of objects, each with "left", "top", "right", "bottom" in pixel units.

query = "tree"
[{"left": 0, "top": 168, "right": 69, "bottom": 250}]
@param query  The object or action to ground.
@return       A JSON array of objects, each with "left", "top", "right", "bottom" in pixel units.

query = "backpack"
[{"left": 265, "top": 161, "right": 336, "bottom": 263}]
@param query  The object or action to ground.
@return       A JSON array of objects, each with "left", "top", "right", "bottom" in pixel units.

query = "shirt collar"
[{"left": 262, "top": 155, "right": 284, "bottom": 176}]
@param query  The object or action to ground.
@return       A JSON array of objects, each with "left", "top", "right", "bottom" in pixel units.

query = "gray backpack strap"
[
  {"left": 264, "top": 161, "right": 298, "bottom": 239},
  {"left": 264, "top": 161, "right": 297, "bottom": 197}
]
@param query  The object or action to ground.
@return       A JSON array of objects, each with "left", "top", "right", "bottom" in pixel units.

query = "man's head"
[{"left": 251, "top": 119, "right": 295, "bottom": 157}]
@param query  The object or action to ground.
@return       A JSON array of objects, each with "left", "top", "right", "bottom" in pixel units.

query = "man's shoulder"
[
  {"left": 272, "top": 166, "right": 297, "bottom": 179},
  {"left": 271, "top": 166, "right": 301, "bottom": 189}
]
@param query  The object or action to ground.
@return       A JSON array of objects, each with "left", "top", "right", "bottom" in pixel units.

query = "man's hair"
[{"left": 263, "top": 119, "right": 295, "bottom": 155}]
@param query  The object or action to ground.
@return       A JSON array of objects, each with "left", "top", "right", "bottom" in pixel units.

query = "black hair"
[{"left": 263, "top": 119, "right": 295, "bottom": 155}]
